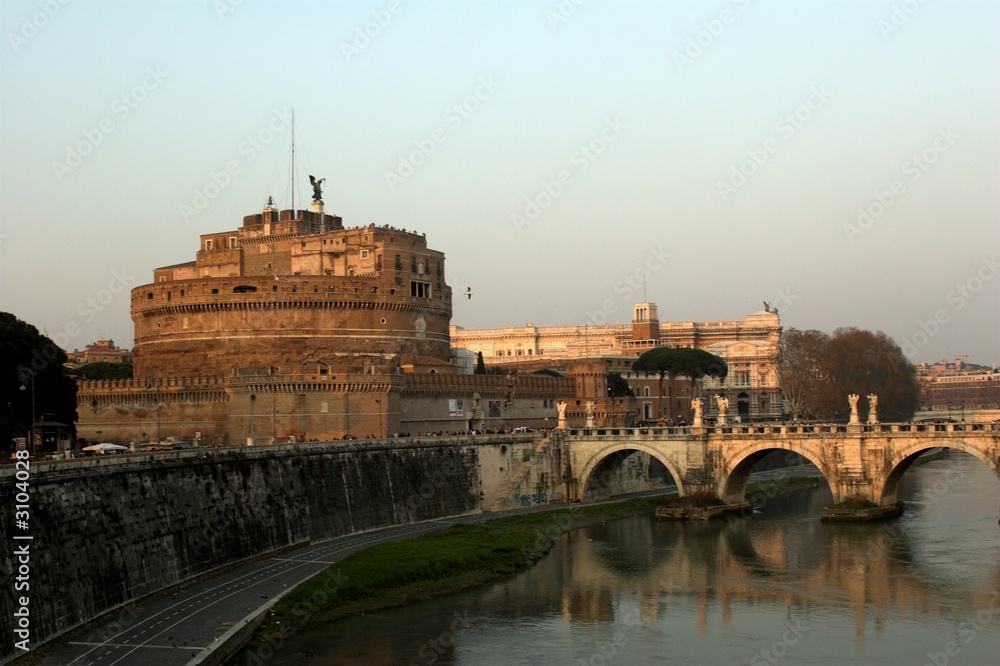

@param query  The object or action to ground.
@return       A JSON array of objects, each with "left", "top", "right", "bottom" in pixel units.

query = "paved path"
[{"left": 39, "top": 520, "right": 465, "bottom": 666}]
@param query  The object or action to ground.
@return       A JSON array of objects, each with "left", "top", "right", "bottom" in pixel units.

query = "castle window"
[
  {"left": 410, "top": 280, "right": 430, "bottom": 298},
  {"left": 205, "top": 239, "right": 214, "bottom": 251},
  {"left": 233, "top": 286, "right": 257, "bottom": 294},
  {"left": 410, "top": 256, "right": 417, "bottom": 272},
  {"left": 291, "top": 285, "right": 297, "bottom": 293},
  {"left": 147, "top": 293, "right": 153, "bottom": 300},
  {"left": 361, "top": 249, "right": 369, "bottom": 259},
  {"left": 211, "top": 289, "right": 219, "bottom": 295},
  {"left": 228, "top": 236, "right": 237, "bottom": 249},
  {"left": 395, "top": 255, "right": 402, "bottom": 270},
  {"left": 159, "top": 276, "right": 166, "bottom": 282}
]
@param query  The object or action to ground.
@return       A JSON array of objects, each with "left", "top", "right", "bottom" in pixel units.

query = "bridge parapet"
[
  {"left": 561, "top": 422, "right": 1000, "bottom": 508},
  {"left": 565, "top": 422, "right": 1000, "bottom": 439}
]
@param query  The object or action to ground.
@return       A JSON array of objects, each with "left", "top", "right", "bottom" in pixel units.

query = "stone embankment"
[{"left": 1, "top": 437, "right": 549, "bottom": 661}]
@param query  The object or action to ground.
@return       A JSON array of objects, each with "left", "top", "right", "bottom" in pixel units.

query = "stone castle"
[{"left": 77, "top": 200, "right": 573, "bottom": 444}]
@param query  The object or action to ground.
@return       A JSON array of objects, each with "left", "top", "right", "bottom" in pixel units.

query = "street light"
[{"left": 18, "top": 368, "right": 35, "bottom": 455}]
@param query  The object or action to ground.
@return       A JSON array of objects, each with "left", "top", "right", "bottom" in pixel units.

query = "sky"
[{"left": 0, "top": 0, "right": 997, "bottom": 367}]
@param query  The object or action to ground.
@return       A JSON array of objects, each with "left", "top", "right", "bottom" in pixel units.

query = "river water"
[{"left": 272, "top": 452, "right": 1000, "bottom": 665}]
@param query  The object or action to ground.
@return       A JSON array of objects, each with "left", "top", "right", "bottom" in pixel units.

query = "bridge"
[{"left": 559, "top": 422, "right": 1000, "bottom": 507}]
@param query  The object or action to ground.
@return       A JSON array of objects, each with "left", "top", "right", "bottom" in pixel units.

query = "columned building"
[{"left": 451, "top": 303, "right": 784, "bottom": 422}]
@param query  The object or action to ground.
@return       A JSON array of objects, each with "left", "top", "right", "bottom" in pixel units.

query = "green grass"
[{"left": 259, "top": 496, "right": 666, "bottom": 637}]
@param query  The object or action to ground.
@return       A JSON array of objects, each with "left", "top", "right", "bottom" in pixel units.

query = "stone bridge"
[{"left": 560, "top": 422, "right": 1000, "bottom": 507}]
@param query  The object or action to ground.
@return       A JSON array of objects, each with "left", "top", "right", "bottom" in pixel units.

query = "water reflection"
[{"left": 275, "top": 453, "right": 1000, "bottom": 665}]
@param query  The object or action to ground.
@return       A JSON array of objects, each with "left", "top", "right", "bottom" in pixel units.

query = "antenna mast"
[{"left": 290, "top": 108, "right": 296, "bottom": 212}]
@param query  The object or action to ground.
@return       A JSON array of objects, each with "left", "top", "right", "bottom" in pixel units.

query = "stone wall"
[{"left": 0, "top": 439, "right": 495, "bottom": 660}]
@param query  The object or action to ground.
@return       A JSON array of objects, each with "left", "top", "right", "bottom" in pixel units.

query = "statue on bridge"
[
  {"left": 867, "top": 394, "right": 878, "bottom": 424},
  {"left": 715, "top": 395, "right": 729, "bottom": 425},
  {"left": 585, "top": 401, "right": 596, "bottom": 428},
  {"left": 557, "top": 400, "right": 567, "bottom": 429},
  {"left": 692, "top": 398, "right": 704, "bottom": 427},
  {"left": 849, "top": 394, "right": 860, "bottom": 424}
]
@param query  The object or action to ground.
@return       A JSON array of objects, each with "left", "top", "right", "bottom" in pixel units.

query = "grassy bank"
[
  {"left": 252, "top": 496, "right": 663, "bottom": 641},
  {"left": 238, "top": 478, "right": 821, "bottom": 657}
]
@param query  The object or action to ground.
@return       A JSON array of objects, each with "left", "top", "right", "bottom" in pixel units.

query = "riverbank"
[{"left": 233, "top": 477, "right": 821, "bottom": 661}]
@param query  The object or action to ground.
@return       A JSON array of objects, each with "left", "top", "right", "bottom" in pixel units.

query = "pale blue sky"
[{"left": 1, "top": 0, "right": 997, "bottom": 365}]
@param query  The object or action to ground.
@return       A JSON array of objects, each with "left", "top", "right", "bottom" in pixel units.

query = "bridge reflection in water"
[{"left": 274, "top": 452, "right": 1000, "bottom": 665}]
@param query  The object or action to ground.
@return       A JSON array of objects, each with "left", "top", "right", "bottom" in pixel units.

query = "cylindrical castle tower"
[{"left": 130, "top": 207, "right": 452, "bottom": 379}]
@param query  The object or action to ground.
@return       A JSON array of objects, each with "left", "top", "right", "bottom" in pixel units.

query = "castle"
[{"left": 77, "top": 199, "right": 573, "bottom": 444}]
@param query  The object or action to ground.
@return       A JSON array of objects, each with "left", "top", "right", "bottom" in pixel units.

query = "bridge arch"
[
  {"left": 720, "top": 442, "right": 835, "bottom": 506},
  {"left": 874, "top": 438, "right": 1000, "bottom": 506},
  {"left": 576, "top": 442, "right": 686, "bottom": 502}
]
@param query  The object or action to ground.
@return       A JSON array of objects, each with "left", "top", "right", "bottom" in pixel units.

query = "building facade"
[
  {"left": 66, "top": 339, "right": 131, "bottom": 367},
  {"left": 451, "top": 303, "right": 784, "bottom": 422}
]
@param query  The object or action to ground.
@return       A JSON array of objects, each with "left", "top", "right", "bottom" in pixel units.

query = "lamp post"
[
  {"left": 375, "top": 399, "right": 382, "bottom": 439},
  {"left": 18, "top": 368, "right": 35, "bottom": 455}
]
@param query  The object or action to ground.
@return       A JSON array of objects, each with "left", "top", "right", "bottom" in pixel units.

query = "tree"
[
  {"left": 69, "top": 362, "right": 134, "bottom": 380},
  {"left": 779, "top": 329, "right": 829, "bottom": 420},
  {"left": 779, "top": 327, "right": 920, "bottom": 422},
  {"left": 607, "top": 372, "right": 634, "bottom": 398},
  {"left": 633, "top": 347, "right": 727, "bottom": 420},
  {"left": 474, "top": 351, "right": 486, "bottom": 375},
  {"left": 0, "top": 312, "right": 78, "bottom": 451}
]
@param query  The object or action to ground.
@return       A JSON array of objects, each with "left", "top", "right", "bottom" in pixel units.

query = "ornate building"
[
  {"left": 452, "top": 303, "right": 783, "bottom": 422},
  {"left": 77, "top": 200, "right": 572, "bottom": 444}
]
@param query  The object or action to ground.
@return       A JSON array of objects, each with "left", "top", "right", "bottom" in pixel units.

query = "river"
[{"left": 271, "top": 452, "right": 1000, "bottom": 665}]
